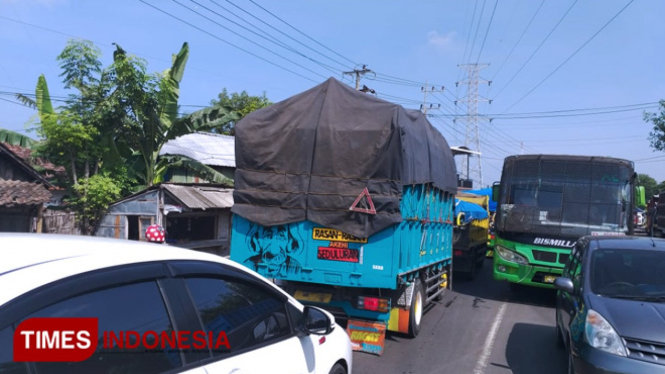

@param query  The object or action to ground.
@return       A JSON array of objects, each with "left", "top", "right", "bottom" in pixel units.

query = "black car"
[{"left": 555, "top": 236, "right": 665, "bottom": 374}]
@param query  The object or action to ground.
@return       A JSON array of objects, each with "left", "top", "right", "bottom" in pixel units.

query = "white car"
[{"left": 0, "top": 234, "right": 352, "bottom": 374}]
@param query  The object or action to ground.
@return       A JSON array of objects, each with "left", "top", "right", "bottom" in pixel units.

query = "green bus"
[{"left": 492, "top": 155, "right": 645, "bottom": 289}]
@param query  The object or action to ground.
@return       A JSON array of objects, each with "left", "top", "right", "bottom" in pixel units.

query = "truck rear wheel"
[{"left": 408, "top": 279, "right": 424, "bottom": 338}]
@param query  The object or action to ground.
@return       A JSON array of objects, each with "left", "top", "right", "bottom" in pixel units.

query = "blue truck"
[{"left": 229, "top": 78, "right": 458, "bottom": 355}]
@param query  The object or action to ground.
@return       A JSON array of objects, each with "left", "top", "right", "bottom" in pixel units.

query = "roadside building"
[
  {"left": 0, "top": 142, "right": 53, "bottom": 232},
  {"left": 95, "top": 183, "right": 234, "bottom": 257},
  {"left": 159, "top": 132, "right": 235, "bottom": 182}
]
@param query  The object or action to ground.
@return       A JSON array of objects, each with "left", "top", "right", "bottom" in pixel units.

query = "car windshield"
[{"left": 590, "top": 248, "right": 665, "bottom": 299}]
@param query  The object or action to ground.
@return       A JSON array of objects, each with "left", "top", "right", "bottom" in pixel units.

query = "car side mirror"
[
  {"left": 302, "top": 306, "right": 334, "bottom": 335},
  {"left": 553, "top": 277, "right": 576, "bottom": 295}
]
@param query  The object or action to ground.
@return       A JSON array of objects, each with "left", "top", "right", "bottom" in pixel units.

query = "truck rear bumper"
[
  {"left": 493, "top": 255, "right": 563, "bottom": 288},
  {"left": 285, "top": 282, "right": 392, "bottom": 323}
]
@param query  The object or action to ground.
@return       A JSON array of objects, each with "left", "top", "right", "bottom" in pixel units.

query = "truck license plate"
[
  {"left": 294, "top": 290, "right": 332, "bottom": 303},
  {"left": 544, "top": 275, "right": 557, "bottom": 283}
]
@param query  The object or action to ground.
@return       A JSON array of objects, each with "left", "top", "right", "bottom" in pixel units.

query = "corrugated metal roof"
[
  {"left": 162, "top": 184, "right": 234, "bottom": 210},
  {"left": 160, "top": 132, "right": 235, "bottom": 167}
]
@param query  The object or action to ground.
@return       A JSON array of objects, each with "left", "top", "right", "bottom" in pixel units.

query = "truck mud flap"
[
  {"left": 386, "top": 306, "right": 410, "bottom": 335},
  {"left": 347, "top": 319, "right": 387, "bottom": 356}
]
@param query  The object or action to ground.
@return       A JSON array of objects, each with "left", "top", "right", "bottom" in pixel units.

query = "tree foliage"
[
  {"left": 638, "top": 173, "right": 658, "bottom": 201},
  {"left": 656, "top": 181, "right": 665, "bottom": 197},
  {"left": 25, "top": 39, "right": 250, "bottom": 233},
  {"left": 645, "top": 100, "right": 665, "bottom": 151},
  {"left": 208, "top": 88, "right": 272, "bottom": 135},
  {"left": 69, "top": 173, "right": 123, "bottom": 234}
]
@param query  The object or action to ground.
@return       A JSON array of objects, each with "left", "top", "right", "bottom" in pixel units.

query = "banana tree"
[
  {"left": 153, "top": 155, "right": 234, "bottom": 186},
  {"left": 0, "top": 129, "right": 36, "bottom": 148},
  {"left": 109, "top": 42, "right": 240, "bottom": 187}
]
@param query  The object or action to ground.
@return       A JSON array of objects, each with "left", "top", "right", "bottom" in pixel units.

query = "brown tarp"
[{"left": 233, "top": 78, "right": 457, "bottom": 238}]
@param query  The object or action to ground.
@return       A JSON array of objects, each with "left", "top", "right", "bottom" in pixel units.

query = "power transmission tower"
[
  {"left": 343, "top": 64, "right": 373, "bottom": 90},
  {"left": 420, "top": 80, "right": 444, "bottom": 115},
  {"left": 455, "top": 63, "right": 491, "bottom": 187}
]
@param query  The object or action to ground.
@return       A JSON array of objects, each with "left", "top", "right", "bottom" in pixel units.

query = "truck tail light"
[
  {"left": 454, "top": 250, "right": 463, "bottom": 256},
  {"left": 357, "top": 296, "right": 390, "bottom": 313}
]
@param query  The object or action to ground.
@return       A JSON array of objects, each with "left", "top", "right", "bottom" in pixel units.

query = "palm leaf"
[
  {"left": 36, "top": 75, "right": 54, "bottom": 118},
  {"left": 182, "top": 105, "right": 241, "bottom": 135},
  {"left": 14, "top": 94, "right": 37, "bottom": 109},
  {"left": 154, "top": 155, "right": 233, "bottom": 186},
  {"left": 0, "top": 128, "right": 37, "bottom": 148},
  {"left": 159, "top": 42, "right": 189, "bottom": 129}
]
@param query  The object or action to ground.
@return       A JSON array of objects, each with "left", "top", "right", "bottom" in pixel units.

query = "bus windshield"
[{"left": 497, "top": 158, "right": 632, "bottom": 238}]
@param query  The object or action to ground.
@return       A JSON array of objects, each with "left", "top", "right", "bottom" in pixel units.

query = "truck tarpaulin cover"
[
  {"left": 233, "top": 78, "right": 457, "bottom": 238},
  {"left": 454, "top": 199, "right": 489, "bottom": 224}
]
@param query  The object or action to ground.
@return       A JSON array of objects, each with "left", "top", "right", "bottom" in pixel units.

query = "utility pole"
[
  {"left": 343, "top": 64, "right": 373, "bottom": 90},
  {"left": 420, "top": 80, "right": 444, "bottom": 115},
  {"left": 456, "top": 63, "right": 491, "bottom": 187}
]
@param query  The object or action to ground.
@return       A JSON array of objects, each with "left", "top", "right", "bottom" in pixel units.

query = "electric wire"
[
  {"left": 190, "top": 0, "right": 343, "bottom": 76},
  {"left": 466, "top": 0, "right": 488, "bottom": 66},
  {"left": 459, "top": 0, "right": 480, "bottom": 77},
  {"left": 246, "top": 0, "right": 358, "bottom": 66},
  {"left": 492, "top": 0, "right": 579, "bottom": 101},
  {"left": 172, "top": 0, "right": 330, "bottom": 80},
  {"left": 222, "top": 0, "right": 354, "bottom": 70},
  {"left": 474, "top": 0, "right": 499, "bottom": 64},
  {"left": 490, "top": 0, "right": 545, "bottom": 81},
  {"left": 502, "top": 0, "right": 636, "bottom": 113},
  {"left": 138, "top": 0, "right": 319, "bottom": 83}
]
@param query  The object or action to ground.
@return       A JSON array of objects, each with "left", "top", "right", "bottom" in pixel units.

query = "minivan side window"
[
  {"left": 563, "top": 245, "right": 579, "bottom": 277},
  {"left": 570, "top": 243, "right": 584, "bottom": 290},
  {"left": 21, "top": 281, "right": 181, "bottom": 374},
  {"left": 184, "top": 277, "right": 292, "bottom": 357}
]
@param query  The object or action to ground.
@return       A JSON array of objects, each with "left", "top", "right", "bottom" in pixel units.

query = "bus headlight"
[{"left": 495, "top": 245, "right": 528, "bottom": 265}]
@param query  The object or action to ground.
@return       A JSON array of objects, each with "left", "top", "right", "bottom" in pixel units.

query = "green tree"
[
  {"left": 70, "top": 173, "right": 123, "bottom": 231},
  {"left": 207, "top": 89, "right": 272, "bottom": 135},
  {"left": 104, "top": 43, "right": 236, "bottom": 187},
  {"left": 21, "top": 39, "right": 241, "bottom": 232},
  {"left": 645, "top": 100, "right": 665, "bottom": 152},
  {"left": 656, "top": 181, "right": 665, "bottom": 196},
  {"left": 638, "top": 174, "right": 658, "bottom": 202}
]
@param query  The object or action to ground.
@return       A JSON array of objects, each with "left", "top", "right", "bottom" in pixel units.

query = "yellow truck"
[{"left": 452, "top": 192, "right": 490, "bottom": 280}]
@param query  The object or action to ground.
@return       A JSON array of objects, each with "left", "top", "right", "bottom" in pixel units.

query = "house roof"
[
  {"left": 160, "top": 132, "right": 235, "bottom": 167},
  {"left": 0, "top": 142, "right": 54, "bottom": 188},
  {"left": 0, "top": 179, "right": 52, "bottom": 207},
  {"left": 162, "top": 184, "right": 234, "bottom": 210},
  {"left": 1, "top": 143, "right": 65, "bottom": 174},
  {"left": 109, "top": 183, "right": 234, "bottom": 210}
]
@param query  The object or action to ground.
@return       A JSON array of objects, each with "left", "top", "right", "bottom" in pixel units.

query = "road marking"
[{"left": 473, "top": 303, "right": 508, "bottom": 374}]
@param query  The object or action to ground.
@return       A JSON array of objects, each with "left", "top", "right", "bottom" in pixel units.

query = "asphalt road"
[{"left": 352, "top": 258, "right": 567, "bottom": 374}]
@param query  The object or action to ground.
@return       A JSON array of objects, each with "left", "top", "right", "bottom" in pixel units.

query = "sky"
[{"left": 1, "top": 0, "right": 664, "bottom": 187}]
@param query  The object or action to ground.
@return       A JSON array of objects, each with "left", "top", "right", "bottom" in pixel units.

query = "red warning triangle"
[{"left": 349, "top": 187, "right": 377, "bottom": 215}]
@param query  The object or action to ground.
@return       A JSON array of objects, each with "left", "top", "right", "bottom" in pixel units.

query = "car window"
[
  {"left": 591, "top": 248, "right": 665, "bottom": 297},
  {"left": 184, "top": 277, "right": 292, "bottom": 357},
  {"left": 561, "top": 243, "right": 584, "bottom": 293},
  {"left": 20, "top": 281, "right": 181, "bottom": 374},
  {"left": 0, "top": 326, "right": 29, "bottom": 374},
  {"left": 564, "top": 243, "right": 582, "bottom": 277},
  {"left": 563, "top": 246, "right": 577, "bottom": 277}
]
